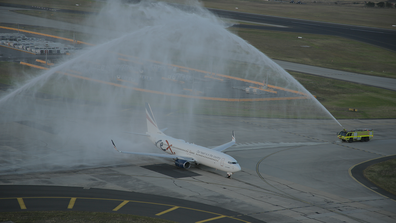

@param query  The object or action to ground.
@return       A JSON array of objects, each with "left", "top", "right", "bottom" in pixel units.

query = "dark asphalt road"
[
  {"left": 210, "top": 9, "right": 396, "bottom": 52},
  {"left": 350, "top": 155, "right": 396, "bottom": 201},
  {"left": 1, "top": 3, "right": 395, "bottom": 51},
  {"left": 0, "top": 185, "right": 262, "bottom": 223}
]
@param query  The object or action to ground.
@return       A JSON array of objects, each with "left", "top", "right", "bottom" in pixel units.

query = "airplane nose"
[{"left": 236, "top": 164, "right": 241, "bottom": 172}]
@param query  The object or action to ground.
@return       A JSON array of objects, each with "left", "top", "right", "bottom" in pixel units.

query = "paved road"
[
  {"left": 0, "top": 95, "right": 395, "bottom": 222},
  {"left": 350, "top": 155, "right": 396, "bottom": 201},
  {"left": 0, "top": 185, "right": 258, "bottom": 223},
  {"left": 210, "top": 8, "right": 396, "bottom": 52},
  {"left": 273, "top": 60, "right": 396, "bottom": 91}
]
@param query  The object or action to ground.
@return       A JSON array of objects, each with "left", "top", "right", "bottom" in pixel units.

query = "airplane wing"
[
  {"left": 211, "top": 131, "right": 235, "bottom": 152},
  {"left": 111, "top": 140, "right": 193, "bottom": 160}
]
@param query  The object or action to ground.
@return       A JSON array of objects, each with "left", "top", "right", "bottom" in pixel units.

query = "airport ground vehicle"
[{"left": 338, "top": 128, "right": 373, "bottom": 143}]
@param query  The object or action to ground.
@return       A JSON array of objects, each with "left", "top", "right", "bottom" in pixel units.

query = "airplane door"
[{"left": 220, "top": 158, "right": 224, "bottom": 167}]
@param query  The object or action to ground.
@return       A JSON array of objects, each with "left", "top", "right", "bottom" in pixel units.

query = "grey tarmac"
[
  {"left": 0, "top": 4, "right": 395, "bottom": 223},
  {"left": 274, "top": 60, "right": 396, "bottom": 92},
  {"left": 0, "top": 97, "right": 395, "bottom": 222}
]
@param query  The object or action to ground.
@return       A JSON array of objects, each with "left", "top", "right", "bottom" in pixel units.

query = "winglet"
[
  {"left": 111, "top": 140, "right": 121, "bottom": 153},
  {"left": 232, "top": 131, "right": 235, "bottom": 142}
]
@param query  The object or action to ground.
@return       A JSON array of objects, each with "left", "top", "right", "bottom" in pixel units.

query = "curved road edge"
[
  {"left": 0, "top": 185, "right": 262, "bottom": 223},
  {"left": 349, "top": 155, "right": 396, "bottom": 201}
]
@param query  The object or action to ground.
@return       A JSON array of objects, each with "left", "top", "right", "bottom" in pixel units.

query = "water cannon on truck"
[{"left": 337, "top": 128, "right": 373, "bottom": 143}]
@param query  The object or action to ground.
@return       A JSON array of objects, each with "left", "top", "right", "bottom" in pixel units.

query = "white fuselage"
[{"left": 149, "top": 133, "right": 241, "bottom": 173}]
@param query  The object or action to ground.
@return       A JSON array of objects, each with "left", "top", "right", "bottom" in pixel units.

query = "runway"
[
  {"left": 273, "top": 60, "right": 396, "bottom": 92},
  {"left": 1, "top": 3, "right": 396, "bottom": 52},
  {"left": 0, "top": 185, "right": 256, "bottom": 223},
  {"left": 210, "top": 8, "right": 396, "bottom": 52}
]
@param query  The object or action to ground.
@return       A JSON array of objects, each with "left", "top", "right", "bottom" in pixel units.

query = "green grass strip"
[{"left": 364, "top": 159, "right": 396, "bottom": 196}]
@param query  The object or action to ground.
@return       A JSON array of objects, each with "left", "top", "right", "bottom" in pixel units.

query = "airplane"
[{"left": 111, "top": 102, "right": 241, "bottom": 178}]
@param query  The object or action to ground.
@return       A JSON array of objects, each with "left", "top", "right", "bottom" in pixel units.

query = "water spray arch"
[{"left": 0, "top": 0, "right": 341, "bottom": 174}]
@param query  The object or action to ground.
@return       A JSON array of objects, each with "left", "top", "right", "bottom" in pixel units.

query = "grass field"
[
  {"left": 364, "top": 158, "right": 396, "bottom": 196},
  {"left": 0, "top": 61, "right": 41, "bottom": 85},
  {"left": 11, "top": 9, "right": 91, "bottom": 26},
  {"left": 232, "top": 28, "right": 396, "bottom": 79},
  {"left": 290, "top": 72, "right": 396, "bottom": 119},
  {"left": 0, "top": 211, "right": 175, "bottom": 223}
]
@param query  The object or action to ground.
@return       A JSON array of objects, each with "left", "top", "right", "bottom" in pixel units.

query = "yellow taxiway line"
[
  {"left": 116, "top": 53, "right": 309, "bottom": 97},
  {"left": 196, "top": 215, "right": 226, "bottom": 223},
  {"left": 0, "top": 196, "right": 254, "bottom": 223},
  {"left": 248, "top": 86, "right": 277, "bottom": 94},
  {"left": 113, "top": 200, "right": 129, "bottom": 211},
  {"left": 17, "top": 198, "right": 26, "bottom": 209},
  {"left": 2, "top": 196, "right": 251, "bottom": 223},
  {"left": 3, "top": 25, "right": 310, "bottom": 98},
  {"left": 20, "top": 61, "right": 48, "bottom": 70},
  {"left": 204, "top": 75, "right": 223, "bottom": 81},
  {"left": 36, "top": 59, "right": 54, "bottom": 66},
  {"left": 67, "top": 197, "right": 76, "bottom": 209},
  {"left": 156, "top": 206, "right": 180, "bottom": 216}
]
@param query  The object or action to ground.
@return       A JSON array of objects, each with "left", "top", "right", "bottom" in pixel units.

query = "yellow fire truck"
[{"left": 337, "top": 128, "right": 373, "bottom": 143}]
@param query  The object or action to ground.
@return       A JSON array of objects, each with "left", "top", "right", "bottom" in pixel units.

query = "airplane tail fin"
[{"left": 145, "top": 102, "right": 161, "bottom": 134}]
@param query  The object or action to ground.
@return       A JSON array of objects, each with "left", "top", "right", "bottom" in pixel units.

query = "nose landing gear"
[{"left": 226, "top": 172, "right": 232, "bottom": 178}]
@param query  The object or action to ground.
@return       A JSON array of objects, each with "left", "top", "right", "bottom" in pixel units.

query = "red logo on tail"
[{"left": 165, "top": 140, "right": 175, "bottom": 154}]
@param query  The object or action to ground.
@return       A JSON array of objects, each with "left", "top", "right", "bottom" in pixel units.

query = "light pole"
[{"left": 45, "top": 43, "right": 48, "bottom": 65}]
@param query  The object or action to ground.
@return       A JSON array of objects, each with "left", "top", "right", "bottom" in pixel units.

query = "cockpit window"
[{"left": 228, "top": 161, "right": 238, "bottom": 164}]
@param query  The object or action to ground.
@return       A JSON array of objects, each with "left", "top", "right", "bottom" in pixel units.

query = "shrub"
[
  {"left": 376, "top": 2, "right": 385, "bottom": 7},
  {"left": 385, "top": 2, "right": 394, "bottom": 8}
]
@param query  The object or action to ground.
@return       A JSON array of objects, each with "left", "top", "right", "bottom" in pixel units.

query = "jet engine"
[{"left": 174, "top": 159, "right": 191, "bottom": 169}]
